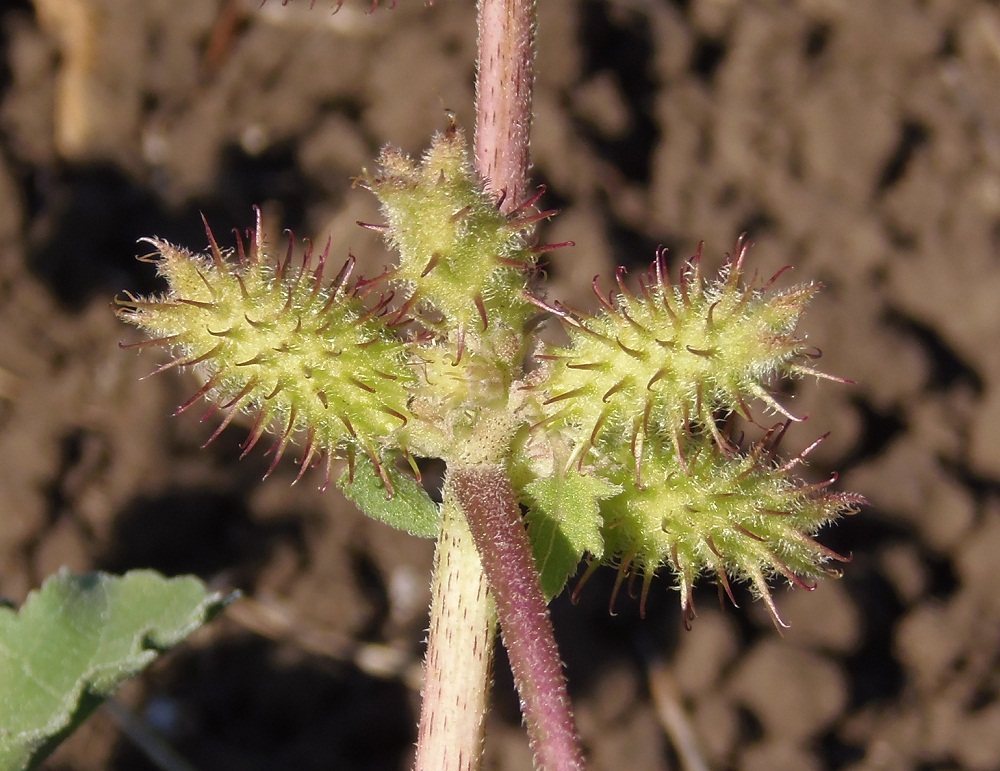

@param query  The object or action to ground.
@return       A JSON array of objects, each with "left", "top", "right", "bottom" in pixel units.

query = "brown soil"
[{"left": 1, "top": 1, "right": 998, "bottom": 769}]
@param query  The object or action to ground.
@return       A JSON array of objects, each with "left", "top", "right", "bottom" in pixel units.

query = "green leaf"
[
  {"left": 339, "top": 455, "right": 440, "bottom": 538},
  {"left": 523, "top": 472, "right": 618, "bottom": 600},
  {"left": 0, "top": 569, "right": 234, "bottom": 771}
]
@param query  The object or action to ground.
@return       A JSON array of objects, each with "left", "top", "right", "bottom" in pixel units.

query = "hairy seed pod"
[
  {"left": 535, "top": 239, "right": 840, "bottom": 467},
  {"left": 361, "top": 124, "right": 541, "bottom": 341},
  {"left": 117, "top": 211, "right": 414, "bottom": 488},
  {"left": 598, "top": 426, "right": 864, "bottom": 627}
]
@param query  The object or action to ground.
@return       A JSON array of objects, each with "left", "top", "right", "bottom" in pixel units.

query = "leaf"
[
  {"left": 0, "top": 569, "right": 234, "bottom": 771},
  {"left": 523, "top": 472, "right": 619, "bottom": 600},
  {"left": 339, "top": 455, "right": 440, "bottom": 538}
]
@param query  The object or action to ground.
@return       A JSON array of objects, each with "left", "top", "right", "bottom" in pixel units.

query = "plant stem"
[
  {"left": 416, "top": 2, "right": 583, "bottom": 769},
  {"left": 414, "top": 495, "right": 497, "bottom": 771},
  {"left": 475, "top": 0, "right": 535, "bottom": 213},
  {"left": 413, "top": 0, "right": 537, "bottom": 762},
  {"left": 470, "top": 2, "right": 585, "bottom": 769},
  {"left": 451, "top": 465, "right": 586, "bottom": 771}
]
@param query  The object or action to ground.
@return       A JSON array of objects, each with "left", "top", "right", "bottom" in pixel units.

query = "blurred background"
[{"left": 1, "top": 0, "right": 998, "bottom": 768}]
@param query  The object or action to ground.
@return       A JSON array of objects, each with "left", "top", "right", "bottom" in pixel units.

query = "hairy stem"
[
  {"left": 414, "top": 2, "right": 536, "bottom": 760},
  {"left": 414, "top": 495, "right": 497, "bottom": 771},
  {"left": 471, "top": 1, "right": 585, "bottom": 769},
  {"left": 451, "top": 465, "right": 585, "bottom": 771},
  {"left": 475, "top": 0, "right": 535, "bottom": 213}
]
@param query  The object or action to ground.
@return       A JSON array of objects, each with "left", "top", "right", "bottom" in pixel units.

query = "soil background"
[{"left": 2, "top": 1, "right": 999, "bottom": 769}]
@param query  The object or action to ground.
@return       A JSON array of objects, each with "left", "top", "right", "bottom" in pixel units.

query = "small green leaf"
[
  {"left": 523, "top": 472, "right": 618, "bottom": 600},
  {"left": 339, "top": 455, "right": 440, "bottom": 538},
  {"left": 0, "top": 569, "right": 234, "bottom": 771}
]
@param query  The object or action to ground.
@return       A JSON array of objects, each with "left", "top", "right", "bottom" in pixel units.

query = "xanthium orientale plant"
[
  {"left": 118, "top": 121, "right": 864, "bottom": 626},
  {"left": 117, "top": 124, "right": 864, "bottom": 764}
]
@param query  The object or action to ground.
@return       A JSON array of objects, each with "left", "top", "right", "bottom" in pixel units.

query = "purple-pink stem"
[
  {"left": 475, "top": 0, "right": 534, "bottom": 214},
  {"left": 450, "top": 466, "right": 585, "bottom": 771},
  {"left": 471, "top": 1, "right": 585, "bottom": 768}
]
